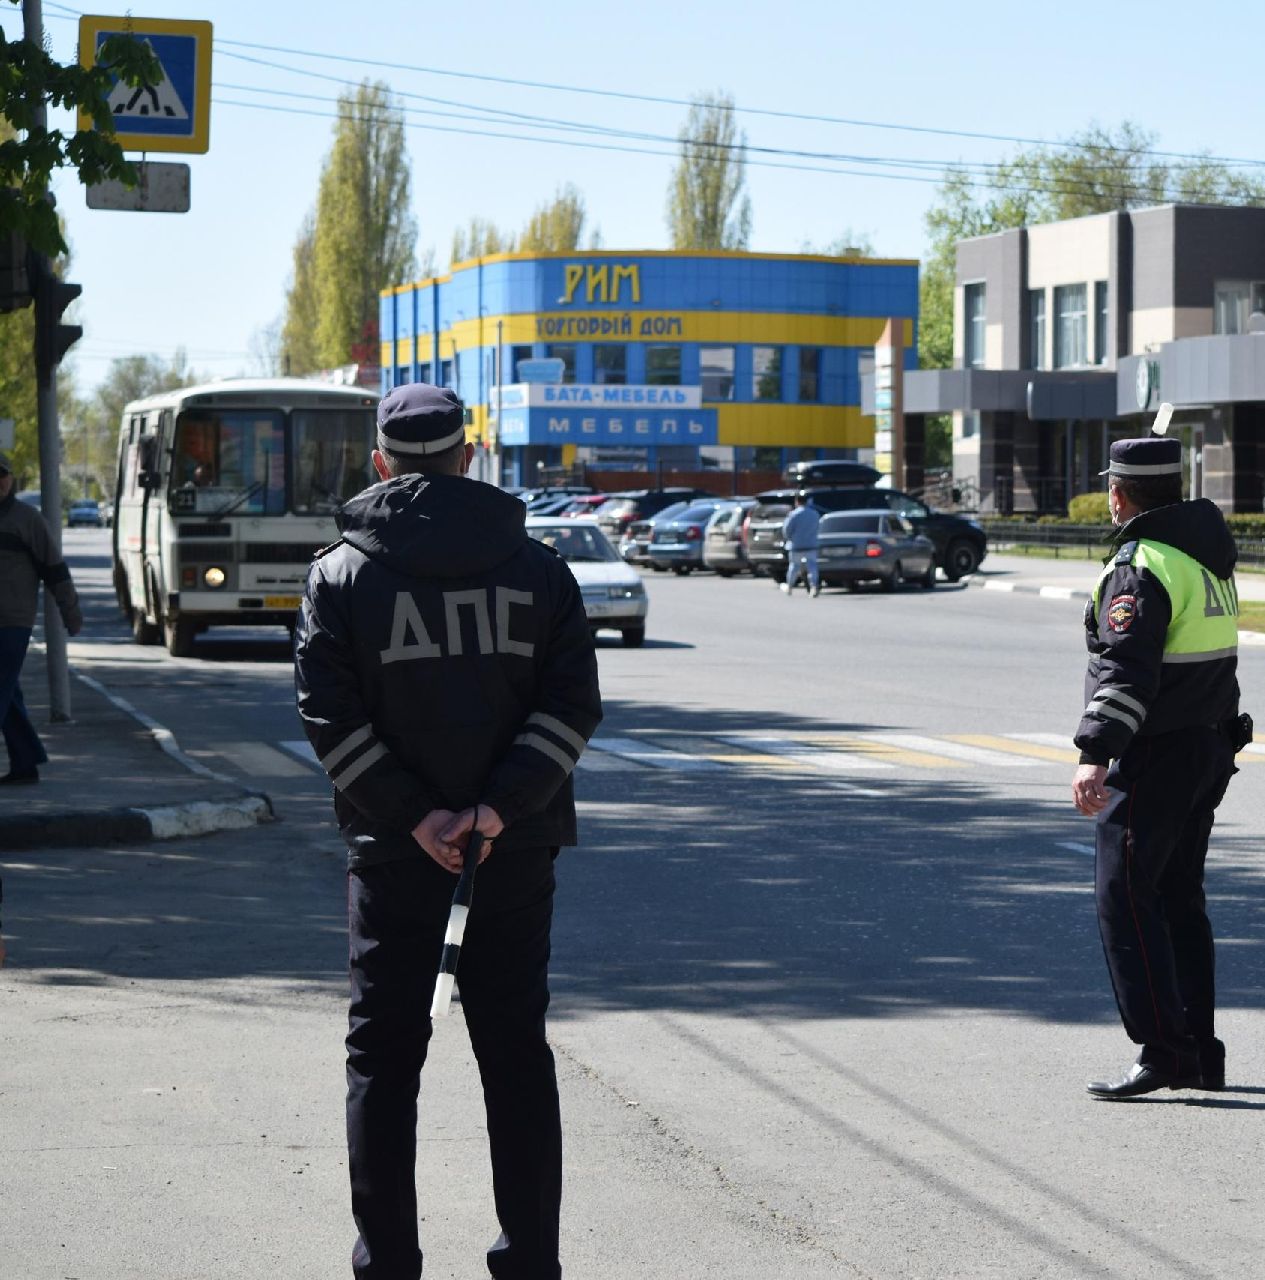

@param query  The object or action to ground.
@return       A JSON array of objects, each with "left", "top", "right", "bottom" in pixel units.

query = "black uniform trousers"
[
  {"left": 1095, "top": 725, "right": 1235, "bottom": 1078},
  {"left": 347, "top": 848, "right": 562, "bottom": 1280}
]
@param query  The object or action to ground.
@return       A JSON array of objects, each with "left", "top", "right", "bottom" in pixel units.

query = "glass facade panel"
[
  {"left": 510, "top": 345, "right": 533, "bottom": 379},
  {"left": 752, "top": 346, "right": 782, "bottom": 400},
  {"left": 964, "top": 283, "right": 986, "bottom": 368},
  {"left": 547, "top": 344, "right": 577, "bottom": 383},
  {"left": 1028, "top": 289, "right": 1046, "bottom": 369},
  {"left": 417, "top": 362, "right": 432, "bottom": 385},
  {"left": 645, "top": 344, "right": 682, "bottom": 385},
  {"left": 1094, "top": 281, "right": 1109, "bottom": 363},
  {"left": 593, "top": 344, "right": 626, "bottom": 384},
  {"left": 799, "top": 348, "right": 821, "bottom": 401},
  {"left": 700, "top": 346, "right": 735, "bottom": 400},
  {"left": 1054, "top": 284, "right": 1088, "bottom": 368}
]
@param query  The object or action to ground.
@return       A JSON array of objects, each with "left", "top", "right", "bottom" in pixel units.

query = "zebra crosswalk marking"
[
  {"left": 711, "top": 734, "right": 894, "bottom": 773},
  {"left": 862, "top": 732, "right": 1039, "bottom": 768},
  {"left": 812, "top": 735, "right": 963, "bottom": 770},
  {"left": 588, "top": 736, "right": 724, "bottom": 772},
  {"left": 953, "top": 734, "right": 1080, "bottom": 764},
  {"left": 576, "top": 750, "right": 637, "bottom": 772},
  {"left": 280, "top": 740, "right": 319, "bottom": 767},
  {"left": 219, "top": 742, "right": 316, "bottom": 777}
]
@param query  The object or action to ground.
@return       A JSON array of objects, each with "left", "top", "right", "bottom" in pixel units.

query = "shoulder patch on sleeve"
[
  {"left": 312, "top": 538, "right": 345, "bottom": 561},
  {"left": 1114, "top": 540, "right": 1138, "bottom": 566},
  {"left": 1107, "top": 593, "right": 1137, "bottom": 633}
]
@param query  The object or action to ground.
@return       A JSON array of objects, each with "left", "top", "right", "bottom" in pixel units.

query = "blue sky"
[{"left": 5, "top": 0, "right": 1264, "bottom": 392}]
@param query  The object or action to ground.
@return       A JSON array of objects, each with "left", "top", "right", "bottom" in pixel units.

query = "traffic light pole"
[{"left": 25, "top": 0, "right": 73, "bottom": 722}]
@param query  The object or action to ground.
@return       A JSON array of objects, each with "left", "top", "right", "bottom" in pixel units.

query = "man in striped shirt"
[{"left": 295, "top": 385, "right": 602, "bottom": 1280}]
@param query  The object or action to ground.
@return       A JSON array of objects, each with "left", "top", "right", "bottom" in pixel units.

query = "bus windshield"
[
  {"left": 170, "top": 410, "right": 287, "bottom": 516},
  {"left": 292, "top": 408, "right": 377, "bottom": 514}
]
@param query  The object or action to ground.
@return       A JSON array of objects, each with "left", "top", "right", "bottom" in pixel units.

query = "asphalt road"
[{"left": 3, "top": 529, "right": 1263, "bottom": 1279}]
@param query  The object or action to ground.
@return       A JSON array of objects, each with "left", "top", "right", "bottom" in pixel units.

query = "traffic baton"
[{"left": 429, "top": 828, "right": 484, "bottom": 1019}]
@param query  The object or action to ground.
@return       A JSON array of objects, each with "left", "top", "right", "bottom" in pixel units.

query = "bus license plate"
[{"left": 265, "top": 595, "right": 302, "bottom": 609}]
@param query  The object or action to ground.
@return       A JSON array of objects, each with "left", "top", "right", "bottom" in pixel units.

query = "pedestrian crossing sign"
[{"left": 77, "top": 15, "right": 213, "bottom": 155}]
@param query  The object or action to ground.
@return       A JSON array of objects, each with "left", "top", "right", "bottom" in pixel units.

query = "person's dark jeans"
[
  {"left": 0, "top": 627, "right": 47, "bottom": 777},
  {"left": 347, "top": 848, "right": 562, "bottom": 1280}
]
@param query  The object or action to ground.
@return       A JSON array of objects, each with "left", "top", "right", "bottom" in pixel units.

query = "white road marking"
[
  {"left": 983, "top": 581, "right": 1016, "bottom": 592},
  {"left": 1057, "top": 841, "right": 1096, "bottom": 857},
  {"left": 588, "top": 736, "right": 724, "bottom": 771},
  {"left": 279, "top": 739, "right": 319, "bottom": 767},
  {"left": 217, "top": 742, "right": 314, "bottom": 778},
  {"left": 576, "top": 749, "right": 638, "bottom": 771},
  {"left": 1009, "top": 732, "right": 1075, "bottom": 749},
  {"left": 1039, "top": 586, "right": 1080, "bottom": 600},
  {"left": 712, "top": 734, "right": 894, "bottom": 772},
  {"left": 862, "top": 733, "right": 1039, "bottom": 768}
]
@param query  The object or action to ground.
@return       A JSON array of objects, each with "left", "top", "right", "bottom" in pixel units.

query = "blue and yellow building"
[{"left": 380, "top": 249, "right": 918, "bottom": 485}]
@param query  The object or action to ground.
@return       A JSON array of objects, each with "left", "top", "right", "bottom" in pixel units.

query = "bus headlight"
[{"left": 204, "top": 566, "right": 227, "bottom": 589}]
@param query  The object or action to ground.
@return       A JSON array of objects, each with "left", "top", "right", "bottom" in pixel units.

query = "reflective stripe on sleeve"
[
  {"left": 321, "top": 724, "right": 375, "bottom": 774},
  {"left": 1092, "top": 686, "right": 1148, "bottom": 719},
  {"left": 513, "top": 731, "right": 578, "bottom": 776},
  {"left": 330, "top": 741, "right": 389, "bottom": 792},
  {"left": 525, "top": 710, "right": 588, "bottom": 757},
  {"left": 1087, "top": 701, "right": 1141, "bottom": 732}
]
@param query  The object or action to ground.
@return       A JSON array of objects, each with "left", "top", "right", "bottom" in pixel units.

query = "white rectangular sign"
[
  {"left": 493, "top": 382, "right": 701, "bottom": 411},
  {"left": 86, "top": 161, "right": 191, "bottom": 213}
]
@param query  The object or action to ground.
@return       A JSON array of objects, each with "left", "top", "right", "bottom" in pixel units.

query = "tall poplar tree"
[
  {"left": 518, "top": 184, "right": 591, "bottom": 252},
  {"left": 666, "top": 92, "right": 752, "bottom": 250},
  {"left": 451, "top": 217, "right": 513, "bottom": 265},
  {"left": 282, "top": 80, "right": 416, "bottom": 373}
]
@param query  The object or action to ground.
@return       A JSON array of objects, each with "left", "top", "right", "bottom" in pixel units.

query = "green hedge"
[
  {"left": 981, "top": 512, "right": 1265, "bottom": 539},
  {"left": 1067, "top": 493, "right": 1110, "bottom": 523}
]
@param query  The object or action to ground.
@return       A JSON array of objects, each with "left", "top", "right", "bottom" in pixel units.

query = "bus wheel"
[
  {"left": 164, "top": 615, "right": 195, "bottom": 658},
  {"left": 132, "top": 605, "right": 160, "bottom": 646}
]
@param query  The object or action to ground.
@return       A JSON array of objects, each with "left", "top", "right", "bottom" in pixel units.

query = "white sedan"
[{"left": 526, "top": 517, "right": 649, "bottom": 647}]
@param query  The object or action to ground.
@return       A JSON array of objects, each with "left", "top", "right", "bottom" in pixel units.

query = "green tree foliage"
[
  {"left": 518, "top": 184, "right": 592, "bottom": 253},
  {"left": 800, "top": 230, "right": 875, "bottom": 257},
  {"left": 667, "top": 91, "right": 752, "bottom": 250},
  {"left": 919, "top": 121, "right": 1265, "bottom": 370},
  {"left": 61, "top": 351, "right": 201, "bottom": 499},
  {"left": 1, "top": 8, "right": 158, "bottom": 254},
  {"left": 282, "top": 80, "right": 416, "bottom": 373},
  {"left": 451, "top": 217, "right": 513, "bottom": 265}
]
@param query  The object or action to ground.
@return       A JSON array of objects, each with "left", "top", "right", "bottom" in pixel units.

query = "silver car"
[
  {"left": 815, "top": 510, "right": 937, "bottom": 591},
  {"left": 702, "top": 499, "right": 757, "bottom": 576}
]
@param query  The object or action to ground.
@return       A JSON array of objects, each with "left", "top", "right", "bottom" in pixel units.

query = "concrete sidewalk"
[
  {"left": 972, "top": 551, "right": 1265, "bottom": 616},
  {"left": 0, "top": 643, "right": 272, "bottom": 851}
]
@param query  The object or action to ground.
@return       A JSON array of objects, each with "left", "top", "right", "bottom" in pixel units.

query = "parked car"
[
  {"left": 525, "top": 495, "right": 579, "bottom": 516},
  {"left": 525, "top": 517, "right": 648, "bottom": 647},
  {"left": 618, "top": 501, "right": 692, "bottom": 565},
  {"left": 645, "top": 499, "right": 734, "bottom": 574},
  {"left": 593, "top": 488, "right": 714, "bottom": 543},
  {"left": 744, "top": 486, "right": 987, "bottom": 581},
  {"left": 558, "top": 494, "right": 609, "bottom": 517},
  {"left": 783, "top": 459, "right": 882, "bottom": 487},
  {"left": 15, "top": 489, "right": 41, "bottom": 512},
  {"left": 517, "top": 485, "right": 593, "bottom": 504},
  {"left": 702, "top": 498, "right": 758, "bottom": 576},
  {"left": 67, "top": 498, "right": 105, "bottom": 528},
  {"left": 814, "top": 510, "right": 937, "bottom": 590}
]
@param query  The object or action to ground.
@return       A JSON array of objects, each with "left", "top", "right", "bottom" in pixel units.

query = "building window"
[
  {"left": 961, "top": 411, "right": 979, "bottom": 439},
  {"left": 645, "top": 344, "right": 681, "bottom": 385},
  {"left": 799, "top": 348, "right": 822, "bottom": 401},
  {"left": 1094, "top": 281, "right": 1109, "bottom": 364},
  {"left": 1028, "top": 289, "right": 1046, "bottom": 370},
  {"left": 394, "top": 366, "right": 412, "bottom": 387},
  {"left": 547, "top": 344, "right": 576, "bottom": 383},
  {"left": 593, "top": 344, "right": 626, "bottom": 385},
  {"left": 752, "top": 346, "right": 782, "bottom": 400},
  {"left": 1213, "top": 280, "right": 1265, "bottom": 334},
  {"left": 417, "top": 362, "right": 432, "bottom": 385},
  {"left": 1054, "top": 283, "right": 1088, "bottom": 368},
  {"left": 439, "top": 359, "right": 454, "bottom": 389},
  {"left": 510, "top": 345, "right": 532, "bottom": 380},
  {"left": 964, "top": 283, "right": 986, "bottom": 369},
  {"left": 700, "top": 346, "right": 735, "bottom": 400}
]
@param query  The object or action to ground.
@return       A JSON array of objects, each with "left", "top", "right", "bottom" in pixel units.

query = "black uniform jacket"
[
  {"left": 1075, "top": 499, "right": 1240, "bottom": 766},
  {"left": 295, "top": 474, "right": 603, "bottom": 868}
]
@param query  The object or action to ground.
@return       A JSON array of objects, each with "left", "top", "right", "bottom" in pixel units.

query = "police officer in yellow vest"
[{"left": 1072, "top": 436, "right": 1249, "bottom": 1099}]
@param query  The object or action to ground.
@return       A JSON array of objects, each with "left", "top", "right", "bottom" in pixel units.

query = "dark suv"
[
  {"left": 593, "top": 488, "right": 715, "bottom": 542},
  {"left": 744, "top": 487, "right": 987, "bottom": 582}
]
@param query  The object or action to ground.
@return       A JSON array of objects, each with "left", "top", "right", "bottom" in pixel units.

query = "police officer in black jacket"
[
  {"left": 1071, "top": 436, "right": 1245, "bottom": 1100},
  {"left": 295, "top": 384, "right": 602, "bottom": 1279}
]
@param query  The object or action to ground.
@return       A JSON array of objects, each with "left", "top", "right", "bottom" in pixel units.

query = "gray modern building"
[{"left": 892, "top": 204, "right": 1265, "bottom": 513}]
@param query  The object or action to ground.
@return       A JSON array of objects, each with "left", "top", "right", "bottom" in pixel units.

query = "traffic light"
[
  {"left": 31, "top": 253, "right": 82, "bottom": 385},
  {"left": 1, "top": 230, "right": 32, "bottom": 313}
]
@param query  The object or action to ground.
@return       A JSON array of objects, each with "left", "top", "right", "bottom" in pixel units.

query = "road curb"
[{"left": 0, "top": 793, "right": 274, "bottom": 852}]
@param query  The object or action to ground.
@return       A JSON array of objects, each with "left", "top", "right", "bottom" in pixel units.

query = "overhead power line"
[{"left": 37, "top": 1, "right": 1265, "bottom": 171}]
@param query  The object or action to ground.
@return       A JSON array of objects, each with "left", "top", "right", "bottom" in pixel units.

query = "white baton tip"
[
  {"left": 1152, "top": 402, "right": 1173, "bottom": 436},
  {"left": 430, "top": 973, "right": 455, "bottom": 1019}
]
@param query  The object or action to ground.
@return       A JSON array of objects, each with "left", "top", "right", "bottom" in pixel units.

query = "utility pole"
[{"left": 25, "top": 0, "right": 79, "bottom": 721}]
